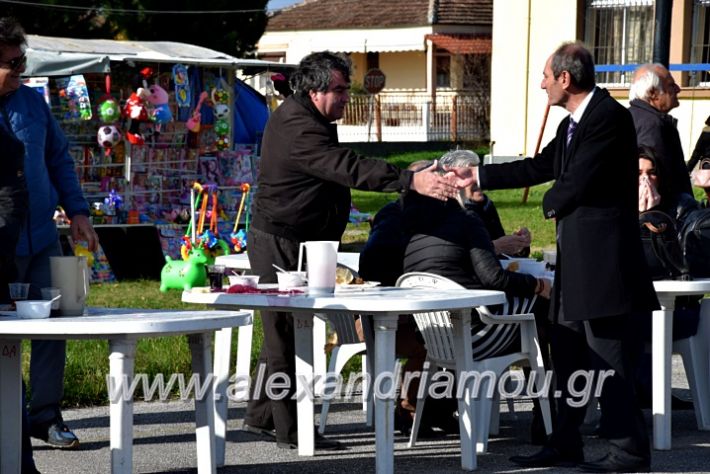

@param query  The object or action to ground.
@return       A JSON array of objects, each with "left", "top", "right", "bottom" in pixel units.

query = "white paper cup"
[
  {"left": 41, "top": 287, "right": 61, "bottom": 310},
  {"left": 277, "top": 272, "right": 307, "bottom": 290},
  {"left": 227, "top": 275, "right": 260, "bottom": 288}
]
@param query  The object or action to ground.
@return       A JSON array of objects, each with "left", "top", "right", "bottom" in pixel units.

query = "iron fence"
[{"left": 338, "top": 92, "right": 490, "bottom": 142}]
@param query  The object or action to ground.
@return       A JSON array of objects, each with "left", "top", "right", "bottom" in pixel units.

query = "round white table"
[
  {"left": 183, "top": 286, "right": 505, "bottom": 473},
  {"left": 0, "top": 308, "right": 252, "bottom": 474},
  {"left": 651, "top": 279, "right": 710, "bottom": 450}
]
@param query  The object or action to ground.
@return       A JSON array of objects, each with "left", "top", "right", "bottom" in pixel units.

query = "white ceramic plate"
[{"left": 335, "top": 281, "right": 381, "bottom": 292}]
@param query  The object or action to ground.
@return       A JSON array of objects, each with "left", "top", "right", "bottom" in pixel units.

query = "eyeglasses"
[{"left": 0, "top": 53, "right": 27, "bottom": 71}]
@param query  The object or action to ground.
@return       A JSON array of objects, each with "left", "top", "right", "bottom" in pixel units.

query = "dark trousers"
[
  {"left": 548, "top": 313, "right": 650, "bottom": 461},
  {"left": 244, "top": 227, "right": 301, "bottom": 444}
]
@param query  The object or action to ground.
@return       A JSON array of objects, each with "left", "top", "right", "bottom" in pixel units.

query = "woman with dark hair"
[{"left": 637, "top": 145, "right": 699, "bottom": 410}]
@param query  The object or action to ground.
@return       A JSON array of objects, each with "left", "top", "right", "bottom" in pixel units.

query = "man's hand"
[
  {"left": 443, "top": 164, "right": 478, "bottom": 189},
  {"left": 537, "top": 278, "right": 552, "bottom": 299},
  {"left": 493, "top": 227, "right": 531, "bottom": 256},
  {"left": 410, "top": 161, "right": 458, "bottom": 201},
  {"left": 493, "top": 234, "right": 530, "bottom": 256},
  {"left": 70, "top": 214, "right": 99, "bottom": 252}
]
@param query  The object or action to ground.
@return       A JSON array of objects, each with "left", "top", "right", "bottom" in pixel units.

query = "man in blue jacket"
[{"left": 0, "top": 17, "right": 99, "bottom": 449}]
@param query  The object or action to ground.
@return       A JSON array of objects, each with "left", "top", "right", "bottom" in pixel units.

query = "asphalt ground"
[{"left": 31, "top": 355, "right": 710, "bottom": 473}]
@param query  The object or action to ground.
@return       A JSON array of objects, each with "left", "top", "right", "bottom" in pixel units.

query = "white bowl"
[
  {"left": 276, "top": 271, "right": 307, "bottom": 290},
  {"left": 501, "top": 258, "right": 546, "bottom": 277},
  {"left": 16, "top": 300, "right": 52, "bottom": 319},
  {"left": 227, "top": 275, "right": 260, "bottom": 288}
]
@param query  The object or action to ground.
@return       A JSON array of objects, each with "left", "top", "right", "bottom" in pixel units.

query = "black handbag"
[{"left": 639, "top": 210, "right": 691, "bottom": 280}]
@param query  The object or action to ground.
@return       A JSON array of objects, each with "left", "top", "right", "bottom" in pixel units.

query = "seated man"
[{"left": 400, "top": 150, "right": 551, "bottom": 436}]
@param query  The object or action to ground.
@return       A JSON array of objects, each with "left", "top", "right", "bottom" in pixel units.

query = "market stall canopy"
[{"left": 23, "top": 34, "right": 293, "bottom": 77}]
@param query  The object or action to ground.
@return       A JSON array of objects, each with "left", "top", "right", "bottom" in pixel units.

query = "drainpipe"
[{"left": 653, "top": 0, "right": 672, "bottom": 67}]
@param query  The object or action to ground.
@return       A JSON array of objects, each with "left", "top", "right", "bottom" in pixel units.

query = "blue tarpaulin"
[{"left": 233, "top": 80, "right": 268, "bottom": 146}]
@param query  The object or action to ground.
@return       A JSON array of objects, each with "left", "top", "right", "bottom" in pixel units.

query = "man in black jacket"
[
  {"left": 629, "top": 63, "right": 692, "bottom": 200},
  {"left": 244, "top": 51, "right": 470, "bottom": 451},
  {"left": 468, "top": 43, "right": 658, "bottom": 472}
]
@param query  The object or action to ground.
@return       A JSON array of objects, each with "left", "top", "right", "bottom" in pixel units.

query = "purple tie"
[{"left": 566, "top": 118, "right": 577, "bottom": 146}]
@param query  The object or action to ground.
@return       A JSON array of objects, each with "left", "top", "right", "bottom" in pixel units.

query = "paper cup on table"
[{"left": 277, "top": 272, "right": 307, "bottom": 290}]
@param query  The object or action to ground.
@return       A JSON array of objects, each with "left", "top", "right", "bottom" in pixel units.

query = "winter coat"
[
  {"left": 0, "top": 85, "right": 89, "bottom": 257},
  {"left": 252, "top": 93, "right": 411, "bottom": 242}
]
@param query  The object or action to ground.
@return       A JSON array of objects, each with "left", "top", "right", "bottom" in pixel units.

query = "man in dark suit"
[{"left": 469, "top": 43, "right": 658, "bottom": 472}]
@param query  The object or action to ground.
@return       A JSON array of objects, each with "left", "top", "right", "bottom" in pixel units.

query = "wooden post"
[
  {"left": 450, "top": 95, "right": 458, "bottom": 143},
  {"left": 522, "top": 103, "right": 550, "bottom": 203},
  {"left": 375, "top": 95, "right": 382, "bottom": 142}
]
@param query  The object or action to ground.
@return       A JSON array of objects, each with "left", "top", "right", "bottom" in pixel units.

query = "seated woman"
[
  {"left": 400, "top": 149, "right": 551, "bottom": 434},
  {"left": 637, "top": 145, "right": 699, "bottom": 409}
]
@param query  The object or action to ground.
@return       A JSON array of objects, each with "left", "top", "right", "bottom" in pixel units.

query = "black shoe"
[
  {"left": 578, "top": 453, "right": 650, "bottom": 473},
  {"left": 671, "top": 395, "right": 694, "bottom": 410},
  {"left": 276, "top": 432, "right": 345, "bottom": 451},
  {"left": 243, "top": 423, "right": 276, "bottom": 439},
  {"left": 510, "top": 446, "right": 584, "bottom": 468},
  {"left": 30, "top": 421, "right": 79, "bottom": 449}
]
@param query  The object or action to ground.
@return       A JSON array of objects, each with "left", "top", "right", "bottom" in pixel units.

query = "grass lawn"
[{"left": 43, "top": 148, "right": 559, "bottom": 407}]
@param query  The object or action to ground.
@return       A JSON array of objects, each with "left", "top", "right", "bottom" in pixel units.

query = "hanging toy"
[
  {"left": 211, "top": 80, "right": 231, "bottom": 151},
  {"left": 97, "top": 74, "right": 121, "bottom": 124},
  {"left": 172, "top": 63, "right": 190, "bottom": 108},
  {"left": 147, "top": 83, "right": 173, "bottom": 125},
  {"left": 97, "top": 125, "right": 122, "bottom": 151},
  {"left": 122, "top": 87, "right": 150, "bottom": 145},
  {"left": 230, "top": 183, "right": 251, "bottom": 252},
  {"left": 187, "top": 91, "right": 210, "bottom": 133}
]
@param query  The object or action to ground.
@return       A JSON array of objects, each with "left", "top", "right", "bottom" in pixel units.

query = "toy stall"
[{"left": 23, "top": 35, "right": 292, "bottom": 281}]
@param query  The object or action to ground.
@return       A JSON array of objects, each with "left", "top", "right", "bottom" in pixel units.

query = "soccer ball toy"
[
  {"left": 97, "top": 125, "right": 122, "bottom": 148},
  {"left": 98, "top": 98, "right": 121, "bottom": 124}
]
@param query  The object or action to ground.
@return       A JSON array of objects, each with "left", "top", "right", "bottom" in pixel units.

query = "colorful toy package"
[{"left": 55, "top": 75, "right": 92, "bottom": 121}]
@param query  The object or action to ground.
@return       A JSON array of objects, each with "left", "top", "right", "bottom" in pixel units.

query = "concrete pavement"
[{"left": 31, "top": 355, "right": 710, "bottom": 473}]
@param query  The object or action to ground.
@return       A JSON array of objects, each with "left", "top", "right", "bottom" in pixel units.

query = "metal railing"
[{"left": 338, "top": 91, "right": 490, "bottom": 142}]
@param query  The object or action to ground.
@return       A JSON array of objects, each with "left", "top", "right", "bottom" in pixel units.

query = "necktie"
[{"left": 566, "top": 118, "right": 577, "bottom": 146}]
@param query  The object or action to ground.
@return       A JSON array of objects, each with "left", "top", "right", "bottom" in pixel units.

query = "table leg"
[
  {"left": 652, "top": 296, "right": 674, "bottom": 450},
  {"left": 212, "top": 327, "right": 232, "bottom": 467},
  {"left": 313, "top": 315, "right": 327, "bottom": 396},
  {"left": 450, "top": 311, "right": 477, "bottom": 471},
  {"left": 372, "top": 313, "right": 399, "bottom": 474},
  {"left": 0, "top": 339, "right": 22, "bottom": 473},
  {"left": 188, "top": 332, "right": 216, "bottom": 473},
  {"left": 108, "top": 338, "right": 137, "bottom": 474},
  {"left": 293, "top": 311, "right": 315, "bottom": 456}
]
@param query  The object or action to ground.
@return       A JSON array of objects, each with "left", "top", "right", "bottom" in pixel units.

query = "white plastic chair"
[
  {"left": 671, "top": 297, "right": 710, "bottom": 429},
  {"left": 318, "top": 313, "right": 373, "bottom": 433},
  {"left": 396, "top": 271, "right": 552, "bottom": 463}
]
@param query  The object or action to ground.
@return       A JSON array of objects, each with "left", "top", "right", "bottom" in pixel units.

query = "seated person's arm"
[
  {"left": 492, "top": 227, "right": 531, "bottom": 256},
  {"left": 469, "top": 246, "right": 550, "bottom": 299}
]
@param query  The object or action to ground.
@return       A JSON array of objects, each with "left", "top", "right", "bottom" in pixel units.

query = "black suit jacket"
[{"left": 480, "top": 88, "right": 659, "bottom": 321}]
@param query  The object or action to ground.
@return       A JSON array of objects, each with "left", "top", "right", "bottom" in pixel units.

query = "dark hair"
[
  {"left": 638, "top": 145, "right": 658, "bottom": 166},
  {"left": 289, "top": 51, "right": 351, "bottom": 95},
  {"left": 0, "top": 17, "right": 26, "bottom": 48},
  {"left": 551, "top": 42, "right": 595, "bottom": 91}
]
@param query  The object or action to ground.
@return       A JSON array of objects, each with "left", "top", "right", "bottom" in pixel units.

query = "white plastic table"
[
  {"left": 652, "top": 279, "right": 710, "bottom": 450},
  {"left": 213, "top": 251, "right": 361, "bottom": 414},
  {"left": 183, "top": 286, "right": 505, "bottom": 473},
  {"left": 0, "top": 308, "right": 252, "bottom": 474}
]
